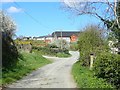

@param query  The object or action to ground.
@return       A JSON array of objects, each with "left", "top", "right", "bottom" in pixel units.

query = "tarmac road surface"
[{"left": 8, "top": 51, "right": 79, "bottom": 88}]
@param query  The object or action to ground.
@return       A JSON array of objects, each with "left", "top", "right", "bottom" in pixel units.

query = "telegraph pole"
[{"left": 61, "top": 30, "right": 63, "bottom": 49}]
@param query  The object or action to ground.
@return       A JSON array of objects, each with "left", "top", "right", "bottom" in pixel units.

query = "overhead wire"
[{"left": 12, "top": 1, "right": 56, "bottom": 31}]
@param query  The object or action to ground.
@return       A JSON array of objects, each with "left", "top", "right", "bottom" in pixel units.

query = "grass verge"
[
  {"left": 1, "top": 51, "right": 52, "bottom": 86},
  {"left": 72, "top": 61, "right": 114, "bottom": 88},
  {"left": 56, "top": 52, "right": 71, "bottom": 58}
]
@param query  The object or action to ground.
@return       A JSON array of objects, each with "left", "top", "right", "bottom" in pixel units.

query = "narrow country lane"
[{"left": 8, "top": 51, "right": 79, "bottom": 88}]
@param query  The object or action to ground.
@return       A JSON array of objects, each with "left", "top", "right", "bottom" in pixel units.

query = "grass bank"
[
  {"left": 72, "top": 61, "right": 114, "bottom": 88},
  {"left": 1, "top": 51, "right": 52, "bottom": 86}
]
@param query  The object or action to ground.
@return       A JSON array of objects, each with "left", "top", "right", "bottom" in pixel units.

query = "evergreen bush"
[{"left": 93, "top": 52, "right": 120, "bottom": 89}]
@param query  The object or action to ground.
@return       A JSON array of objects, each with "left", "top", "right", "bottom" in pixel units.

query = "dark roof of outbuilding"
[
  {"left": 52, "top": 31, "right": 80, "bottom": 37},
  {"left": 23, "top": 37, "right": 32, "bottom": 39}
]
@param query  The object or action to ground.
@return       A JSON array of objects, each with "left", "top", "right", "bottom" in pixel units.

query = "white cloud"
[{"left": 7, "top": 6, "right": 23, "bottom": 13}]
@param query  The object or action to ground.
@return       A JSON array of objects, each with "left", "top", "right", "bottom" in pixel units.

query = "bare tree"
[
  {"left": 62, "top": 0, "right": 120, "bottom": 29},
  {"left": 62, "top": 0, "right": 120, "bottom": 54}
]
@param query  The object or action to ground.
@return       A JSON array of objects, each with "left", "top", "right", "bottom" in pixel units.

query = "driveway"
[{"left": 8, "top": 51, "right": 79, "bottom": 88}]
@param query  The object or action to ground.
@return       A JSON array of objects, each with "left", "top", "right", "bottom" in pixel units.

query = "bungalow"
[
  {"left": 33, "top": 35, "right": 53, "bottom": 43},
  {"left": 33, "top": 36, "right": 45, "bottom": 40}
]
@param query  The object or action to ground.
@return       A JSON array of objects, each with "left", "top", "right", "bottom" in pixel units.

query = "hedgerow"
[
  {"left": 32, "top": 44, "right": 70, "bottom": 57},
  {"left": 93, "top": 52, "right": 120, "bottom": 89}
]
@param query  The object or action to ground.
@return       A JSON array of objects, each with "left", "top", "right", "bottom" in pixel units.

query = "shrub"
[
  {"left": 1, "top": 11, "right": 19, "bottom": 69},
  {"left": 77, "top": 25, "right": 109, "bottom": 66},
  {"left": 52, "top": 39, "right": 69, "bottom": 49},
  {"left": 2, "top": 36, "right": 19, "bottom": 68},
  {"left": 48, "top": 44, "right": 58, "bottom": 48},
  {"left": 93, "top": 52, "right": 120, "bottom": 89},
  {"left": 70, "top": 42, "right": 78, "bottom": 51}
]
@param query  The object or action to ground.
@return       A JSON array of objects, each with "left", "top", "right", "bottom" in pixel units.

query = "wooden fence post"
[{"left": 90, "top": 53, "right": 94, "bottom": 70}]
